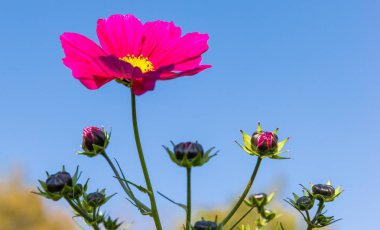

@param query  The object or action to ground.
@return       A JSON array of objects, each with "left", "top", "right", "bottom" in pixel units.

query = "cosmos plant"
[{"left": 35, "top": 14, "right": 342, "bottom": 230}]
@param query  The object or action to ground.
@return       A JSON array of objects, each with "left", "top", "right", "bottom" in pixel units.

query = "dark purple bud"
[
  {"left": 252, "top": 193, "right": 267, "bottom": 201},
  {"left": 194, "top": 220, "right": 217, "bottom": 230},
  {"left": 87, "top": 192, "right": 105, "bottom": 207},
  {"left": 174, "top": 142, "right": 204, "bottom": 160},
  {"left": 296, "top": 196, "right": 313, "bottom": 211},
  {"left": 312, "top": 184, "right": 335, "bottom": 197},
  {"left": 82, "top": 127, "right": 106, "bottom": 151},
  {"left": 248, "top": 193, "right": 267, "bottom": 207},
  {"left": 46, "top": 171, "right": 72, "bottom": 193},
  {"left": 251, "top": 131, "right": 278, "bottom": 154}
]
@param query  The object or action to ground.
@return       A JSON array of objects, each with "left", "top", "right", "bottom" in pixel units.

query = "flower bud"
[
  {"left": 86, "top": 192, "right": 105, "bottom": 207},
  {"left": 67, "top": 184, "right": 83, "bottom": 199},
  {"left": 252, "top": 193, "right": 267, "bottom": 201},
  {"left": 174, "top": 142, "right": 204, "bottom": 160},
  {"left": 316, "top": 214, "right": 333, "bottom": 226},
  {"left": 82, "top": 127, "right": 106, "bottom": 151},
  {"left": 264, "top": 209, "right": 276, "bottom": 221},
  {"left": 103, "top": 216, "right": 122, "bottom": 230},
  {"left": 46, "top": 172, "right": 72, "bottom": 193},
  {"left": 251, "top": 131, "right": 278, "bottom": 154},
  {"left": 194, "top": 220, "right": 217, "bottom": 230},
  {"left": 296, "top": 196, "right": 313, "bottom": 211},
  {"left": 248, "top": 193, "right": 267, "bottom": 207},
  {"left": 312, "top": 184, "right": 335, "bottom": 197}
]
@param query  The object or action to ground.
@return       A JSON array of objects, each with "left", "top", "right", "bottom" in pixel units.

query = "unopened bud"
[
  {"left": 46, "top": 172, "right": 72, "bottom": 193},
  {"left": 82, "top": 127, "right": 106, "bottom": 152},
  {"left": 174, "top": 142, "right": 203, "bottom": 160},
  {"left": 251, "top": 131, "right": 278, "bottom": 155},
  {"left": 312, "top": 184, "right": 335, "bottom": 197}
]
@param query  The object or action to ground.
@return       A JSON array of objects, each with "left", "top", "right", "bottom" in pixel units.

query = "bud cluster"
[
  {"left": 286, "top": 181, "right": 342, "bottom": 229},
  {"left": 35, "top": 166, "right": 119, "bottom": 229},
  {"left": 244, "top": 192, "right": 277, "bottom": 228}
]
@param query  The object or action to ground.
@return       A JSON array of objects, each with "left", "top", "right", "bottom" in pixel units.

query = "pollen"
[{"left": 120, "top": 55, "right": 154, "bottom": 73}]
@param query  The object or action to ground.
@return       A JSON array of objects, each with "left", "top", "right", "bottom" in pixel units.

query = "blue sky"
[{"left": 1, "top": 0, "right": 379, "bottom": 229}]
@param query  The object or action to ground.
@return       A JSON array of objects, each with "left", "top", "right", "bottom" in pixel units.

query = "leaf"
[
  {"left": 115, "top": 177, "right": 151, "bottom": 195},
  {"left": 157, "top": 191, "right": 187, "bottom": 210}
]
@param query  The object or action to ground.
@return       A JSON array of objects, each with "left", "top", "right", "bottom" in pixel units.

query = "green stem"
[
  {"left": 305, "top": 210, "right": 312, "bottom": 230},
  {"left": 229, "top": 207, "right": 254, "bottom": 230},
  {"left": 101, "top": 151, "right": 150, "bottom": 212},
  {"left": 221, "top": 157, "right": 263, "bottom": 227},
  {"left": 93, "top": 208, "right": 96, "bottom": 223},
  {"left": 186, "top": 167, "right": 192, "bottom": 230},
  {"left": 65, "top": 198, "right": 99, "bottom": 230},
  {"left": 311, "top": 200, "right": 324, "bottom": 225},
  {"left": 130, "top": 90, "right": 162, "bottom": 230}
]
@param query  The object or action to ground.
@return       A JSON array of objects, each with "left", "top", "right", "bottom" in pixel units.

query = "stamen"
[{"left": 120, "top": 54, "right": 154, "bottom": 73}]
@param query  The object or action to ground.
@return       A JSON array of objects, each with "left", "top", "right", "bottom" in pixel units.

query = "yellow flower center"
[{"left": 120, "top": 55, "right": 154, "bottom": 73}]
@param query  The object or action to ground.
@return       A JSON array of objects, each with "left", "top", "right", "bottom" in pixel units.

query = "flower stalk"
[
  {"left": 65, "top": 197, "right": 100, "bottom": 230},
  {"left": 307, "top": 200, "right": 325, "bottom": 230},
  {"left": 229, "top": 206, "right": 254, "bottom": 230},
  {"left": 100, "top": 151, "right": 150, "bottom": 214},
  {"left": 130, "top": 90, "right": 162, "bottom": 230},
  {"left": 220, "top": 157, "right": 263, "bottom": 226},
  {"left": 186, "top": 167, "right": 192, "bottom": 230}
]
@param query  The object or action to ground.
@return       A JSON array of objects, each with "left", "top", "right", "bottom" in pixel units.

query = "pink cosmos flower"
[{"left": 60, "top": 14, "right": 211, "bottom": 95}]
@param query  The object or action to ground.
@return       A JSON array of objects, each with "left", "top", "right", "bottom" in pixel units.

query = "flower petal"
[
  {"left": 62, "top": 58, "right": 114, "bottom": 89},
  {"left": 95, "top": 56, "right": 159, "bottom": 95},
  {"left": 159, "top": 65, "right": 211, "bottom": 80},
  {"left": 141, "top": 20, "right": 181, "bottom": 61},
  {"left": 60, "top": 33, "right": 114, "bottom": 89},
  {"left": 60, "top": 32, "right": 106, "bottom": 61},
  {"left": 132, "top": 71, "right": 159, "bottom": 95},
  {"left": 154, "top": 32, "right": 209, "bottom": 68},
  {"left": 97, "top": 14, "right": 144, "bottom": 57},
  {"left": 94, "top": 55, "right": 134, "bottom": 79}
]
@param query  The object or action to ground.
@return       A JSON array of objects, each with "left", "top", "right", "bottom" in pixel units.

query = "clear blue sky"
[{"left": 0, "top": 0, "right": 379, "bottom": 229}]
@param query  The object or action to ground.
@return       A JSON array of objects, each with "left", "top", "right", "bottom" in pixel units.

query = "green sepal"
[
  {"left": 238, "top": 225, "right": 251, "bottom": 230},
  {"left": 163, "top": 143, "right": 217, "bottom": 168},
  {"left": 103, "top": 216, "right": 123, "bottom": 230}
]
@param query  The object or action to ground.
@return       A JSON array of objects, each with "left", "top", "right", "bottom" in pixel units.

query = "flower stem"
[
  {"left": 305, "top": 210, "right": 313, "bottom": 230},
  {"left": 65, "top": 198, "right": 99, "bottom": 230},
  {"left": 310, "top": 200, "right": 324, "bottom": 227},
  {"left": 186, "top": 167, "right": 192, "bottom": 230},
  {"left": 101, "top": 151, "right": 150, "bottom": 213},
  {"left": 229, "top": 207, "right": 254, "bottom": 230},
  {"left": 220, "top": 157, "right": 263, "bottom": 227},
  {"left": 130, "top": 91, "right": 162, "bottom": 230}
]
